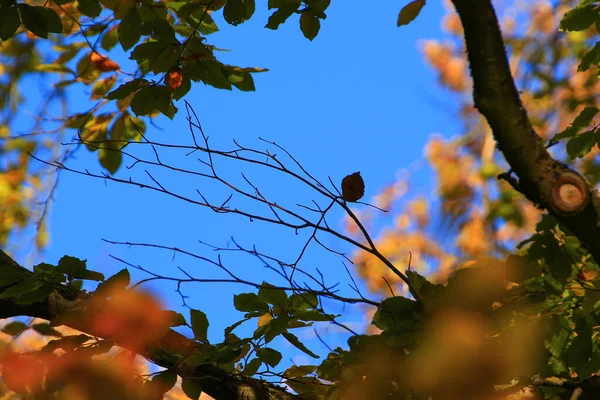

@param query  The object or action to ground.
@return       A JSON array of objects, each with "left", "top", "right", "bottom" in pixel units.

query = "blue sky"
[{"left": 16, "top": 0, "right": 462, "bottom": 370}]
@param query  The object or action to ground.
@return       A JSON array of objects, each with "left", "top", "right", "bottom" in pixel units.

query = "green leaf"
[
  {"left": 36, "top": 63, "right": 75, "bottom": 74},
  {"left": 2, "top": 321, "right": 27, "bottom": 336},
  {"left": 77, "top": 0, "right": 102, "bottom": 17},
  {"left": 372, "top": 296, "right": 418, "bottom": 332},
  {"left": 91, "top": 76, "right": 117, "bottom": 100},
  {"left": 183, "top": 61, "right": 232, "bottom": 90},
  {"left": 131, "top": 85, "right": 177, "bottom": 119},
  {"left": 265, "top": 2, "right": 299, "bottom": 30},
  {"left": 579, "top": 41, "right": 600, "bottom": 71},
  {"left": 110, "top": 113, "right": 144, "bottom": 147},
  {"left": 282, "top": 332, "right": 319, "bottom": 358},
  {"left": 181, "top": 377, "right": 203, "bottom": 400},
  {"left": 299, "top": 12, "right": 320, "bottom": 40},
  {"left": 107, "top": 79, "right": 147, "bottom": 100},
  {"left": 223, "top": 0, "right": 255, "bottom": 26},
  {"left": 162, "top": 311, "right": 187, "bottom": 327},
  {"left": 225, "top": 67, "right": 256, "bottom": 91},
  {"left": 32, "top": 323, "right": 62, "bottom": 337},
  {"left": 0, "top": 268, "right": 26, "bottom": 287},
  {"left": 101, "top": 27, "right": 119, "bottom": 51},
  {"left": 142, "top": 19, "right": 176, "bottom": 42},
  {"left": 545, "top": 246, "right": 572, "bottom": 282},
  {"left": 258, "top": 282, "right": 287, "bottom": 308},
  {"left": 173, "top": 74, "right": 192, "bottom": 100},
  {"left": 57, "top": 256, "right": 87, "bottom": 279},
  {"left": 233, "top": 293, "right": 269, "bottom": 314},
  {"left": 118, "top": 6, "right": 142, "bottom": 51},
  {"left": 242, "top": 358, "right": 262, "bottom": 375},
  {"left": 15, "top": 284, "right": 54, "bottom": 305},
  {"left": 131, "top": 41, "right": 180, "bottom": 74},
  {"left": 289, "top": 292, "right": 318, "bottom": 310},
  {"left": 560, "top": 3, "right": 598, "bottom": 32},
  {"left": 0, "top": 5, "right": 20, "bottom": 41},
  {"left": 256, "top": 347, "right": 282, "bottom": 367},
  {"left": 99, "top": 142, "right": 122, "bottom": 174},
  {"left": 397, "top": 0, "right": 425, "bottom": 27},
  {"left": 261, "top": 315, "right": 289, "bottom": 343},
  {"left": 0, "top": 279, "right": 44, "bottom": 299},
  {"left": 567, "top": 315, "right": 600, "bottom": 377},
  {"left": 96, "top": 268, "right": 130, "bottom": 295},
  {"left": 149, "top": 370, "right": 177, "bottom": 394},
  {"left": 294, "top": 310, "right": 335, "bottom": 322},
  {"left": 224, "top": 318, "right": 249, "bottom": 337},
  {"left": 284, "top": 364, "right": 316, "bottom": 378},
  {"left": 566, "top": 130, "right": 596, "bottom": 159},
  {"left": 100, "top": 0, "right": 136, "bottom": 19},
  {"left": 554, "top": 106, "right": 599, "bottom": 140},
  {"left": 18, "top": 4, "right": 63, "bottom": 38},
  {"left": 190, "top": 309, "right": 209, "bottom": 340}
]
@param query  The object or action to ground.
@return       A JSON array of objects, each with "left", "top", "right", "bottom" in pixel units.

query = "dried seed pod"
[
  {"left": 166, "top": 67, "right": 183, "bottom": 90},
  {"left": 342, "top": 172, "right": 365, "bottom": 202}
]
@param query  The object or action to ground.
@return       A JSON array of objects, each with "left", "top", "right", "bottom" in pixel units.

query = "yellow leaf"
[{"left": 257, "top": 313, "right": 272, "bottom": 327}]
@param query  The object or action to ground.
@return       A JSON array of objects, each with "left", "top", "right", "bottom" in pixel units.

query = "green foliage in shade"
[
  {"left": 131, "top": 42, "right": 180, "bottom": 74},
  {"left": 181, "top": 377, "right": 203, "bottom": 400},
  {"left": 243, "top": 358, "right": 262, "bottom": 375},
  {"left": 397, "top": 0, "right": 426, "bottom": 27},
  {"left": 76, "top": 0, "right": 102, "bottom": 17},
  {"left": 554, "top": 106, "right": 599, "bottom": 140},
  {"left": 118, "top": 6, "right": 142, "bottom": 51},
  {"left": 300, "top": 12, "right": 320, "bottom": 41},
  {"left": 560, "top": 1, "right": 600, "bottom": 32},
  {"left": 282, "top": 331, "right": 319, "bottom": 358},
  {"left": 234, "top": 293, "right": 270, "bottom": 314},
  {"left": 0, "top": 3, "right": 20, "bottom": 41},
  {"left": 256, "top": 347, "right": 282, "bottom": 367},
  {"left": 566, "top": 130, "right": 597, "bottom": 159},
  {"left": 190, "top": 309, "right": 209, "bottom": 341},
  {"left": 223, "top": 0, "right": 256, "bottom": 26},
  {"left": 57, "top": 256, "right": 104, "bottom": 281},
  {"left": 578, "top": 41, "right": 600, "bottom": 71},
  {"left": 266, "top": 1, "right": 300, "bottom": 30},
  {"left": 289, "top": 292, "right": 318, "bottom": 310},
  {"left": 372, "top": 296, "right": 419, "bottom": 332},
  {"left": 149, "top": 370, "right": 178, "bottom": 395},
  {"left": 107, "top": 79, "right": 148, "bottom": 100},
  {"left": 130, "top": 86, "right": 177, "bottom": 119},
  {"left": 257, "top": 282, "right": 287, "bottom": 307},
  {"left": 17, "top": 4, "right": 63, "bottom": 39},
  {"left": 96, "top": 268, "right": 131, "bottom": 295}
]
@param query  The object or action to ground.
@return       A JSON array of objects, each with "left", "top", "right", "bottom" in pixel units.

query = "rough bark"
[
  {"left": 451, "top": 0, "right": 600, "bottom": 262},
  {"left": 0, "top": 250, "right": 298, "bottom": 400}
]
